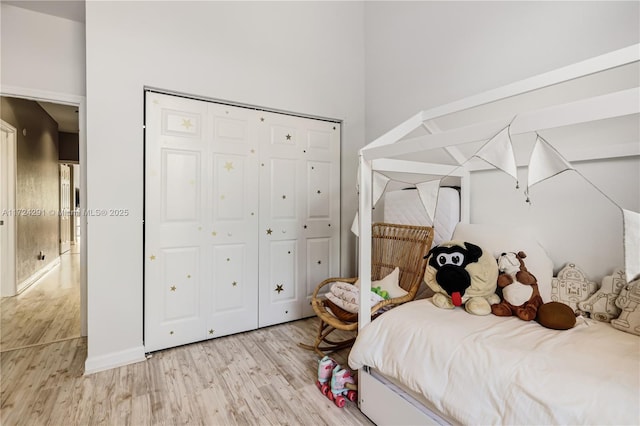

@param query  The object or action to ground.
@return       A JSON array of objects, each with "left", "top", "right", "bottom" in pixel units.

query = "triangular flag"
[
  {"left": 623, "top": 209, "right": 640, "bottom": 282},
  {"left": 372, "top": 172, "right": 391, "bottom": 207},
  {"left": 416, "top": 180, "right": 442, "bottom": 224},
  {"left": 474, "top": 126, "right": 518, "bottom": 185},
  {"left": 528, "top": 136, "right": 574, "bottom": 188},
  {"left": 351, "top": 212, "right": 359, "bottom": 236}
]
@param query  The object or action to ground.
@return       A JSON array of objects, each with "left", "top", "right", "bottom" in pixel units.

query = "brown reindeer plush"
[{"left": 491, "top": 251, "right": 543, "bottom": 321}]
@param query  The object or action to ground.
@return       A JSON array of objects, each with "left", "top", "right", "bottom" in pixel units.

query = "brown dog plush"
[{"left": 491, "top": 251, "right": 543, "bottom": 321}]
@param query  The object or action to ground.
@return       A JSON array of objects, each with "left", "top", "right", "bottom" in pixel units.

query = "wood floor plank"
[{"left": 1, "top": 247, "right": 374, "bottom": 425}]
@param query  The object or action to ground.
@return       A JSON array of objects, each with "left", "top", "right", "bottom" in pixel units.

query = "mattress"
[
  {"left": 349, "top": 298, "right": 640, "bottom": 425},
  {"left": 383, "top": 188, "right": 459, "bottom": 246}
]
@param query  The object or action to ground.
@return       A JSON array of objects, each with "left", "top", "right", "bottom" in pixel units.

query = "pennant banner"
[
  {"left": 352, "top": 170, "right": 391, "bottom": 237},
  {"left": 623, "top": 209, "right": 640, "bottom": 282},
  {"left": 416, "top": 180, "right": 442, "bottom": 224},
  {"left": 474, "top": 126, "right": 518, "bottom": 184},
  {"left": 372, "top": 172, "right": 391, "bottom": 207},
  {"left": 351, "top": 212, "right": 359, "bottom": 236},
  {"left": 528, "top": 136, "right": 574, "bottom": 189}
]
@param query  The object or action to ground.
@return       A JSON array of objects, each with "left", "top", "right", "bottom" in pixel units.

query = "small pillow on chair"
[
  {"left": 324, "top": 299, "right": 358, "bottom": 322},
  {"left": 355, "top": 267, "right": 407, "bottom": 299}
]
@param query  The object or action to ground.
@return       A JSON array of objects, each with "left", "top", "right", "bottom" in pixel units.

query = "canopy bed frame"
[{"left": 353, "top": 44, "right": 640, "bottom": 425}]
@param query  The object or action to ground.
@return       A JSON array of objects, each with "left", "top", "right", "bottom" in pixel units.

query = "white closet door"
[
  {"left": 204, "top": 103, "right": 259, "bottom": 339},
  {"left": 301, "top": 119, "right": 341, "bottom": 317},
  {"left": 145, "top": 91, "right": 340, "bottom": 350},
  {"left": 145, "top": 93, "right": 210, "bottom": 352},
  {"left": 145, "top": 94, "right": 260, "bottom": 352},
  {"left": 258, "top": 112, "right": 340, "bottom": 327}
]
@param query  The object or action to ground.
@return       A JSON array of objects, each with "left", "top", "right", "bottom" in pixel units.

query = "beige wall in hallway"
[{"left": 1, "top": 96, "right": 60, "bottom": 285}]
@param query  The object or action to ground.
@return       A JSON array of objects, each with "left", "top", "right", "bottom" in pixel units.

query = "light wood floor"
[
  {"left": 0, "top": 247, "right": 373, "bottom": 425},
  {"left": 1, "top": 244, "right": 81, "bottom": 352}
]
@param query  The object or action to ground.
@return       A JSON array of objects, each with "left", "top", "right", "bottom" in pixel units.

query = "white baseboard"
[
  {"left": 84, "top": 345, "right": 146, "bottom": 375},
  {"left": 17, "top": 257, "right": 61, "bottom": 294}
]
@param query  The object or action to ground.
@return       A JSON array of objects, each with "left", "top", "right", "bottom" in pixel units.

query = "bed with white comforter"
[{"left": 348, "top": 298, "right": 640, "bottom": 425}]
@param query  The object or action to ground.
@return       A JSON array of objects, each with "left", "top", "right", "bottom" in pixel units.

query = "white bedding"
[{"left": 349, "top": 298, "right": 640, "bottom": 425}]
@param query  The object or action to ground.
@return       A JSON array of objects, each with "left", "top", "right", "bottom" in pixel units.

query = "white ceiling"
[{"left": 3, "top": 0, "right": 85, "bottom": 23}]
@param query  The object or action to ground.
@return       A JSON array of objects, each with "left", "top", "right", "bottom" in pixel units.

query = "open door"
[
  {"left": 1, "top": 120, "right": 17, "bottom": 297},
  {"left": 59, "top": 163, "right": 71, "bottom": 254}
]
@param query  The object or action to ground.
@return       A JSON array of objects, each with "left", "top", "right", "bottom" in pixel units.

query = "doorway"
[
  {"left": 0, "top": 120, "right": 17, "bottom": 297},
  {"left": 0, "top": 92, "right": 87, "bottom": 352}
]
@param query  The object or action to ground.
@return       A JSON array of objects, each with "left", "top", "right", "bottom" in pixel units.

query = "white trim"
[
  {"left": 358, "top": 156, "right": 373, "bottom": 330},
  {"left": 17, "top": 257, "right": 61, "bottom": 294},
  {"left": 372, "top": 159, "right": 469, "bottom": 177},
  {"left": 0, "top": 120, "right": 17, "bottom": 297},
  {"left": 144, "top": 86, "right": 342, "bottom": 124},
  {"left": 0, "top": 86, "right": 88, "bottom": 338},
  {"left": 364, "top": 111, "right": 425, "bottom": 150},
  {"left": 414, "top": 43, "right": 640, "bottom": 125},
  {"left": 359, "top": 369, "right": 450, "bottom": 425},
  {"left": 84, "top": 346, "right": 147, "bottom": 375},
  {"left": 0, "top": 85, "right": 84, "bottom": 106},
  {"left": 363, "top": 87, "right": 640, "bottom": 161},
  {"left": 361, "top": 43, "right": 640, "bottom": 158}
]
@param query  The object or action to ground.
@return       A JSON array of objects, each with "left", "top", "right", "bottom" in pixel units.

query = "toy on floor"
[
  {"left": 327, "top": 364, "right": 357, "bottom": 408},
  {"left": 316, "top": 356, "right": 337, "bottom": 395},
  {"left": 315, "top": 356, "right": 357, "bottom": 407}
]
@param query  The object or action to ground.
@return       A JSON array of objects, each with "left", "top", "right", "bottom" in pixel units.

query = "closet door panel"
[
  {"left": 269, "top": 158, "right": 298, "bottom": 220},
  {"left": 145, "top": 93, "right": 209, "bottom": 352},
  {"left": 162, "top": 150, "right": 201, "bottom": 222},
  {"left": 144, "top": 247, "right": 205, "bottom": 351},
  {"left": 258, "top": 237, "right": 302, "bottom": 327},
  {"left": 161, "top": 247, "right": 200, "bottom": 320},
  {"left": 306, "top": 160, "right": 331, "bottom": 219},
  {"left": 205, "top": 105, "right": 259, "bottom": 339},
  {"left": 300, "top": 122, "right": 341, "bottom": 317},
  {"left": 268, "top": 240, "right": 298, "bottom": 301},
  {"left": 306, "top": 237, "right": 333, "bottom": 299},
  {"left": 258, "top": 112, "right": 305, "bottom": 326}
]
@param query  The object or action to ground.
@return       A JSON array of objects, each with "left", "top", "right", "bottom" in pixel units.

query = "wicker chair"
[{"left": 300, "top": 223, "right": 434, "bottom": 357}]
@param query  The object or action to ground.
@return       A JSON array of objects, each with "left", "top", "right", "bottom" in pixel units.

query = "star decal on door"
[
  {"left": 266, "top": 228, "right": 273, "bottom": 235},
  {"left": 224, "top": 161, "right": 234, "bottom": 171},
  {"left": 275, "top": 284, "right": 284, "bottom": 294},
  {"left": 286, "top": 134, "right": 292, "bottom": 140},
  {"left": 170, "top": 285, "right": 176, "bottom": 291},
  {"left": 181, "top": 118, "right": 193, "bottom": 129}
]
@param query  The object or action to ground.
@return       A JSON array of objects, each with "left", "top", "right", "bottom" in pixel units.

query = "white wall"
[
  {"left": 0, "top": 4, "right": 85, "bottom": 97},
  {"left": 365, "top": 1, "right": 640, "bottom": 141},
  {"left": 364, "top": 1, "right": 640, "bottom": 282},
  {"left": 85, "top": 1, "right": 365, "bottom": 372}
]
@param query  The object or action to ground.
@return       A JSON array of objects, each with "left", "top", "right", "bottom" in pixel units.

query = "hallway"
[{"left": 0, "top": 244, "right": 81, "bottom": 352}]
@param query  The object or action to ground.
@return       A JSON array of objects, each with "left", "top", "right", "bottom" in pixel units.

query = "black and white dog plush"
[{"left": 424, "top": 241, "right": 500, "bottom": 315}]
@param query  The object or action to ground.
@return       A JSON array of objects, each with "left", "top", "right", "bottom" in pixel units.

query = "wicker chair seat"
[{"left": 300, "top": 223, "right": 434, "bottom": 357}]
